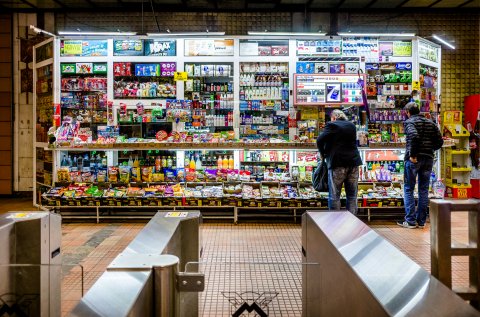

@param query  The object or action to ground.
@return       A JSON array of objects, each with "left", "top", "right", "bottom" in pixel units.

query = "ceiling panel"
[
  {"left": 370, "top": 0, "right": 405, "bottom": 8},
  {"left": 401, "top": 0, "right": 437, "bottom": 7},
  {"left": 339, "top": 0, "right": 374, "bottom": 8},
  {"left": 431, "top": 0, "right": 464, "bottom": 6},
  {"left": 1, "top": 2, "right": 34, "bottom": 8},
  {"left": 55, "top": 0, "right": 92, "bottom": 7},
  {"left": 310, "top": 0, "right": 341, "bottom": 8},
  {"left": 460, "top": 0, "right": 480, "bottom": 7},
  {"left": 281, "top": 0, "right": 308, "bottom": 4}
]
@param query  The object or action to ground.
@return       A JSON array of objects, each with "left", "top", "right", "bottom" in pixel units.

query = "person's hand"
[{"left": 409, "top": 157, "right": 418, "bottom": 164}]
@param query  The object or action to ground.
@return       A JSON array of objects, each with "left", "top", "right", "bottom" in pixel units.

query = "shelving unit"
[{"left": 34, "top": 35, "right": 443, "bottom": 220}]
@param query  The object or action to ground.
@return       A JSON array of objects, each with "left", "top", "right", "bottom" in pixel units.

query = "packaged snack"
[
  {"left": 176, "top": 168, "right": 185, "bottom": 182},
  {"left": 141, "top": 167, "right": 152, "bottom": 182},
  {"left": 131, "top": 167, "right": 140, "bottom": 182},
  {"left": 57, "top": 167, "right": 71, "bottom": 182},
  {"left": 108, "top": 167, "right": 119, "bottom": 182},
  {"left": 70, "top": 171, "right": 82, "bottom": 183},
  {"left": 97, "top": 170, "right": 107, "bottom": 183},
  {"left": 119, "top": 166, "right": 131, "bottom": 183},
  {"left": 82, "top": 171, "right": 95, "bottom": 183},
  {"left": 152, "top": 173, "right": 165, "bottom": 182},
  {"left": 239, "top": 170, "right": 251, "bottom": 182},
  {"left": 164, "top": 168, "right": 177, "bottom": 182}
]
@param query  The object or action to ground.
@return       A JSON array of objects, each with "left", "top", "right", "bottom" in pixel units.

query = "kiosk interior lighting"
[
  {"left": 58, "top": 31, "right": 137, "bottom": 36},
  {"left": 29, "top": 25, "right": 55, "bottom": 37},
  {"left": 147, "top": 32, "right": 226, "bottom": 37},
  {"left": 248, "top": 31, "right": 327, "bottom": 36},
  {"left": 337, "top": 32, "right": 415, "bottom": 37},
  {"left": 432, "top": 34, "right": 455, "bottom": 49}
]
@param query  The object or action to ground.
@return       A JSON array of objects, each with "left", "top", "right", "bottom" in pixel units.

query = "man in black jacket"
[
  {"left": 398, "top": 102, "right": 443, "bottom": 229},
  {"left": 317, "top": 110, "right": 363, "bottom": 214}
]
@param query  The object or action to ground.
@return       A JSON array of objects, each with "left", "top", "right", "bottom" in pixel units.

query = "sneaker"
[
  {"left": 397, "top": 221, "right": 417, "bottom": 229},
  {"left": 417, "top": 224, "right": 425, "bottom": 229}
]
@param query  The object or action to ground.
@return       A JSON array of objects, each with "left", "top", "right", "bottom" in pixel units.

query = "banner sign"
[
  {"left": 145, "top": 40, "right": 176, "bottom": 56},
  {"left": 61, "top": 40, "right": 108, "bottom": 57},
  {"left": 185, "top": 39, "right": 234, "bottom": 56},
  {"left": 113, "top": 40, "right": 144, "bottom": 56},
  {"left": 393, "top": 41, "right": 412, "bottom": 57},
  {"left": 296, "top": 39, "right": 342, "bottom": 56}
]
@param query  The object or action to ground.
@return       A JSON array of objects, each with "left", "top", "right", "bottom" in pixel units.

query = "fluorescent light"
[
  {"left": 248, "top": 31, "right": 327, "bottom": 36},
  {"left": 432, "top": 34, "right": 455, "bottom": 49},
  {"left": 337, "top": 32, "right": 415, "bottom": 37},
  {"left": 147, "top": 32, "right": 225, "bottom": 37},
  {"left": 58, "top": 31, "right": 137, "bottom": 36}
]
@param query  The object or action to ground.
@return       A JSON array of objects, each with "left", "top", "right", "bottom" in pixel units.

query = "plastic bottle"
[
  {"left": 155, "top": 156, "right": 161, "bottom": 171},
  {"left": 133, "top": 156, "right": 139, "bottom": 167},
  {"left": 162, "top": 156, "right": 167, "bottom": 168},
  {"left": 195, "top": 155, "right": 202, "bottom": 171},
  {"left": 61, "top": 155, "right": 68, "bottom": 167},
  {"left": 228, "top": 156, "right": 234, "bottom": 169},
  {"left": 217, "top": 156, "right": 223, "bottom": 170},
  {"left": 185, "top": 155, "right": 190, "bottom": 168},
  {"left": 167, "top": 156, "right": 173, "bottom": 168},
  {"left": 128, "top": 156, "right": 134, "bottom": 167},
  {"left": 222, "top": 156, "right": 229, "bottom": 169},
  {"left": 189, "top": 155, "right": 196, "bottom": 170}
]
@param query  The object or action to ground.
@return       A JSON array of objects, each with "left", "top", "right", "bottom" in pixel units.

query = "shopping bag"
[{"left": 312, "top": 159, "right": 328, "bottom": 192}]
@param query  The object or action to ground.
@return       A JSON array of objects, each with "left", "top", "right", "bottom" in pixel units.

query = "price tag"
[
  {"left": 174, "top": 72, "right": 188, "bottom": 81},
  {"left": 165, "top": 212, "right": 188, "bottom": 218},
  {"left": 412, "top": 81, "right": 420, "bottom": 91}
]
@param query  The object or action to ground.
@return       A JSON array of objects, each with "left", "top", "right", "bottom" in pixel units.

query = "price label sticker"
[
  {"left": 165, "top": 212, "right": 188, "bottom": 218},
  {"left": 174, "top": 71, "right": 188, "bottom": 81},
  {"left": 412, "top": 81, "right": 420, "bottom": 91}
]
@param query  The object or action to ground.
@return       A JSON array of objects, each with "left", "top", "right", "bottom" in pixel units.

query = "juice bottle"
[
  {"left": 133, "top": 156, "right": 139, "bottom": 167},
  {"left": 189, "top": 155, "right": 196, "bottom": 170},
  {"left": 155, "top": 156, "right": 161, "bottom": 171},
  {"left": 167, "top": 156, "right": 173, "bottom": 168},
  {"left": 222, "top": 155, "right": 229, "bottom": 169},
  {"left": 228, "top": 155, "right": 234, "bottom": 169},
  {"left": 217, "top": 156, "right": 223, "bottom": 169},
  {"left": 162, "top": 156, "right": 167, "bottom": 168}
]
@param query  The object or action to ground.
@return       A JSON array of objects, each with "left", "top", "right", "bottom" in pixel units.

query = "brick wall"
[{"left": 0, "top": 13, "right": 13, "bottom": 195}]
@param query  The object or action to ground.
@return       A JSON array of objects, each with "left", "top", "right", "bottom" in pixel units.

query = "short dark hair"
[{"left": 404, "top": 102, "right": 420, "bottom": 115}]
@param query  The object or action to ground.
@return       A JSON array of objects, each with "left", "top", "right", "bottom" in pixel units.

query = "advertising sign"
[
  {"left": 144, "top": 40, "right": 176, "bottom": 56},
  {"left": 393, "top": 41, "right": 412, "bottom": 57},
  {"left": 342, "top": 37, "right": 378, "bottom": 59},
  {"left": 239, "top": 40, "right": 289, "bottom": 56},
  {"left": 419, "top": 40, "right": 439, "bottom": 63},
  {"left": 296, "top": 39, "right": 342, "bottom": 56},
  {"left": 185, "top": 39, "right": 234, "bottom": 56},
  {"left": 379, "top": 42, "right": 393, "bottom": 56},
  {"left": 113, "top": 40, "right": 144, "bottom": 56},
  {"left": 61, "top": 40, "right": 108, "bottom": 57}
]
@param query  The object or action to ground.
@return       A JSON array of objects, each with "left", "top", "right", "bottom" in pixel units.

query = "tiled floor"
[{"left": 0, "top": 198, "right": 473, "bottom": 316}]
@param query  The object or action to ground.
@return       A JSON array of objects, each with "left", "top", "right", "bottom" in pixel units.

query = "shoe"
[
  {"left": 397, "top": 221, "right": 417, "bottom": 229},
  {"left": 417, "top": 224, "right": 425, "bottom": 229}
]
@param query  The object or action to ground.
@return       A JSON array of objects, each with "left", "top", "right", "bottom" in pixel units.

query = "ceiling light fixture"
[
  {"left": 29, "top": 25, "right": 55, "bottom": 37},
  {"left": 58, "top": 31, "right": 137, "bottom": 36},
  {"left": 147, "top": 32, "right": 225, "bottom": 37},
  {"left": 247, "top": 31, "right": 327, "bottom": 36},
  {"left": 432, "top": 34, "right": 455, "bottom": 49},
  {"left": 337, "top": 32, "right": 416, "bottom": 37}
]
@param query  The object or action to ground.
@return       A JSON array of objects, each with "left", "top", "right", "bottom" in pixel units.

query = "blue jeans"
[
  {"left": 328, "top": 166, "right": 359, "bottom": 215},
  {"left": 403, "top": 157, "right": 433, "bottom": 226}
]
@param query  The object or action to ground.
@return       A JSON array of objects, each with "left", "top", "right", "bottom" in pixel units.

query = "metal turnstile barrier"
[
  {"left": 302, "top": 211, "right": 480, "bottom": 317},
  {"left": 69, "top": 211, "right": 202, "bottom": 317},
  {"left": 0, "top": 212, "right": 62, "bottom": 316}
]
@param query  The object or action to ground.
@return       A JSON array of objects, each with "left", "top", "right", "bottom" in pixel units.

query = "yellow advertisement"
[
  {"left": 62, "top": 40, "right": 83, "bottom": 56},
  {"left": 393, "top": 41, "right": 412, "bottom": 57}
]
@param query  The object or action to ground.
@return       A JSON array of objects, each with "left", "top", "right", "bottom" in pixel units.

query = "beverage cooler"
[{"left": 464, "top": 94, "right": 480, "bottom": 198}]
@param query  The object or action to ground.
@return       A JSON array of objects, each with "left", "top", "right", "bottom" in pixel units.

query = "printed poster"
[
  {"left": 113, "top": 40, "right": 144, "bottom": 56},
  {"left": 393, "top": 41, "right": 412, "bottom": 57},
  {"left": 379, "top": 42, "right": 393, "bottom": 56},
  {"left": 185, "top": 39, "right": 234, "bottom": 56},
  {"left": 144, "top": 40, "right": 176, "bottom": 56},
  {"left": 61, "top": 40, "right": 108, "bottom": 57},
  {"left": 296, "top": 39, "right": 342, "bottom": 56}
]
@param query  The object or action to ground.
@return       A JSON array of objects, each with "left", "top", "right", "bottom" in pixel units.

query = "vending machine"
[{"left": 464, "top": 94, "right": 480, "bottom": 198}]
